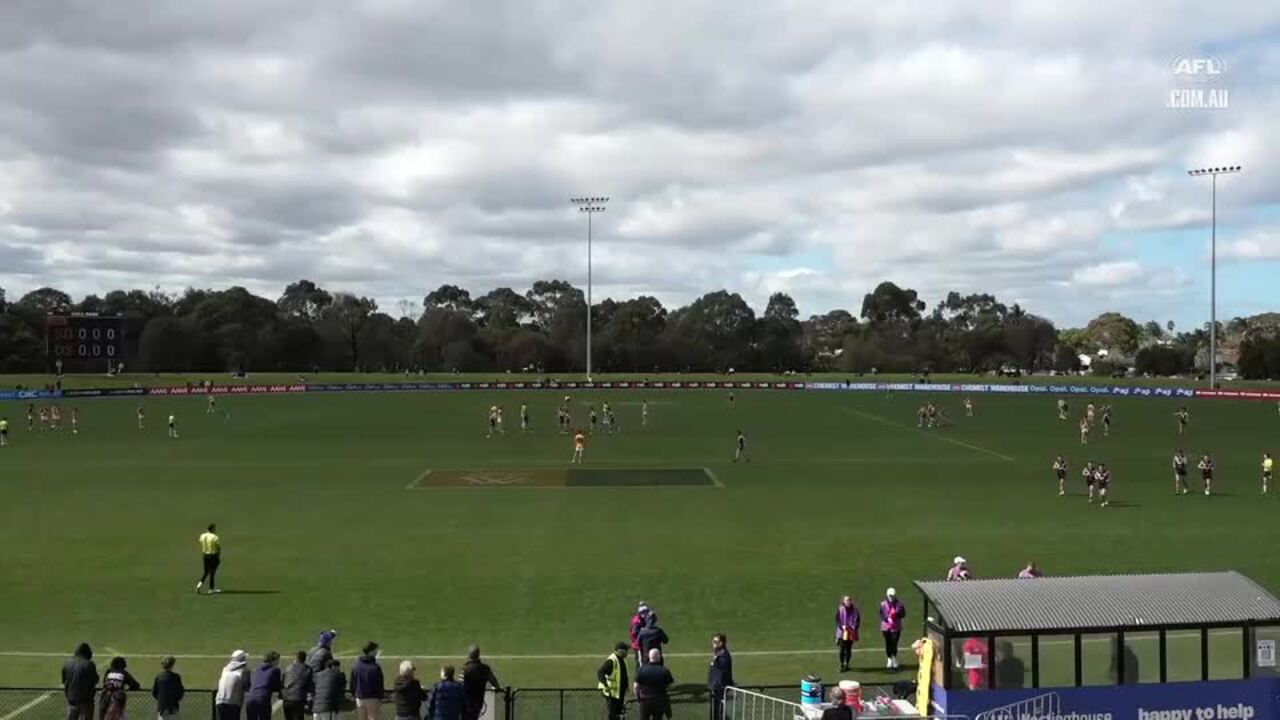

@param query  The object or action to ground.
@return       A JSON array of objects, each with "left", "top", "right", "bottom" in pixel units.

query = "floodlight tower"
[
  {"left": 1186, "top": 165, "right": 1241, "bottom": 388},
  {"left": 570, "top": 196, "right": 609, "bottom": 381}
]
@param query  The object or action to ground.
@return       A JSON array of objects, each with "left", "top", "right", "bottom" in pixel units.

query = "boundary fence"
[
  {"left": 0, "top": 684, "right": 899, "bottom": 720},
  {"left": 5, "top": 377, "right": 1274, "bottom": 403}
]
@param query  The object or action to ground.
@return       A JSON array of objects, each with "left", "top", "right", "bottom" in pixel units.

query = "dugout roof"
[{"left": 915, "top": 571, "right": 1280, "bottom": 634}]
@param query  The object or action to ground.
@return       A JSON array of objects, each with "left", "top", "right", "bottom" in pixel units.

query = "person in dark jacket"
[
  {"left": 350, "top": 642, "right": 385, "bottom": 720},
  {"left": 633, "top": 650, "right": 673, "bottom": 720},
  {"left": 597, "top": 643, "right": 629, "bottom": 720},
  {"left": 460, "top": 646, "right": 500, "bottom": 720},
  {"left": 152, "top": 656, "right": 185, "bottom": 720},
  {"left": 281, "top": 652, "right": 314, "bottom": 720},
  {"left": 310, "top": 659, "right": 346, "bottom": 720},
  {"left": 637, "top": 615, "right": 669, "bottom": 666},
  {"left": 707, "top": 634, "right": 735, "bottom": 720},
  {"left": 427, "top": 666, "right": 464, "bottom": 720},
  {"left": 98, "top": 657, "right": 141, "bottom": 720},
  {"left": 306, "top": 631, "right": 338, "bottom": 674},
  {"left": 245, "top": 652, "right": 283, "bottom": 720},
  {"left": 393, "top": 661, "right": 427, "bottom": 720},
  {"left": 62, "top": 643, "right": 99, "bottom": 720}
]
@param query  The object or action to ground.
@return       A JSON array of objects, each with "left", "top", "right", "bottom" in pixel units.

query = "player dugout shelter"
[{"left": 915, "top": 572, "right": 1280, "bottom": 719}]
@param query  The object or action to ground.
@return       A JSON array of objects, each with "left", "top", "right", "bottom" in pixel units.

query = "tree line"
[{"left": 0, "top": 281, "right": 1278, "bottom": 379}]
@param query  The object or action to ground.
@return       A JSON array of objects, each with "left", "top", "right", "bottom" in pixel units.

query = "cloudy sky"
[{"left": 1, "top": 1, "right": 1277, "bottom": 328}]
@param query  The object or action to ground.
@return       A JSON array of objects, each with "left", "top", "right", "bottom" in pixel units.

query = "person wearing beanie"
[
  {"left": 637, "top": 615, "right": 669, "bottom": 667},
  {"left": 880, "top": 588, "right": 907, "bottom": 670},
  {"left": 596, "top": 643, "right": 629, "bottom": 720},
  {"left": 427, "top": 666, "right": 464, "bottom": 720},
  {"left": 215, "top": 651, "right": 251, "bottom": 720},
  {"left": 306, "top": 631, "right": 338, "bottom": 674},
  {"left": 460, "top": 646, "right": 500, "bottom": 720}
]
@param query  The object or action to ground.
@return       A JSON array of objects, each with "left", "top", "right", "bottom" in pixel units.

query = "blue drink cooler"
[{"left": 800, "top": 675, "right": 823, "bottom": 706}]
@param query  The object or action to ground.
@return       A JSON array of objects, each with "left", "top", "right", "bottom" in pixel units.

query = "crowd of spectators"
[{"left": 60, "top": 636, "right": 501, "bottom": 720}]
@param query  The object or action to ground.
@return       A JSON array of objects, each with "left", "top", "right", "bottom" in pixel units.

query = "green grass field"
[{"left": 0, "top": 382, "right": 1277, "bottom": 692}]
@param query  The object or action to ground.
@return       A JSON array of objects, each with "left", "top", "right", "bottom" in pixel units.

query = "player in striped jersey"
[
  {"left": 1052, "top": 456, "right": 1068, "bottom": 496},
  {"left": 1198, "top": 453, "right": 1214, "bottom": 495}
]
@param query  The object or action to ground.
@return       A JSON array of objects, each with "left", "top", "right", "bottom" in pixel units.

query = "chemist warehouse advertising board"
[{"left": 938, "top": 678, "right": 1280, "bottom": 720}]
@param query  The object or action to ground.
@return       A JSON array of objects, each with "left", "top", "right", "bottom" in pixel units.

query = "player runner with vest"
[{"left": 597, "top": 643, "right": 629, "bottom": 720}]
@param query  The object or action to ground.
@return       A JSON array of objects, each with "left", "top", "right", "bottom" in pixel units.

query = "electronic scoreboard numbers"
[{"left": 46, "top": 315, "right": 126, "bottom": 371}]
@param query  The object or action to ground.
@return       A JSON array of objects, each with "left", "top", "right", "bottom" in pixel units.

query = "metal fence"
[
  {"left": 0, "top": 684, "right": 894, "bottom": 720},
  {"left": 0, "top": 689, "right": 217, "bottom": 720}
]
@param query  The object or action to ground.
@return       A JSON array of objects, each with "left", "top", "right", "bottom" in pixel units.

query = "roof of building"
[{"left": 915, "top": 572, "right": 1280, "bottom": 634}]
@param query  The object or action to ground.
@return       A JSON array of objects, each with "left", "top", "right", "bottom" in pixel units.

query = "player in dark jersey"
[
  {"left": 26, "top": 404, "right": 34, "bottom": 431},
  {"left": 733, "top": 430, "right": 748, "bottom": 462},
  {"left": 916, "top": 405, "right": 927, "bottom": 428},
  {"left": 1172, "top": 449, "right": 1190, "bottom": 495},
  {"left": 1198, "top": 453, "right": 1214, "bottom": 495},
  {"left": 588, "top": 406, "right": 598, "bottom": 433},
  {"left": 1082, "top": 461, "right": 1096, "bottom": 503},
  {"left": 1094, "top": 464, "right": 1112, "bottom": 508},
  {"left": 1175, "top": 407, "right": 1190, "bottom": 436},
  {"left": 1100, "top": 405, "right": 1112, "bottom": 437},
  {"left": 1052, "top": 455, "right": 1068, "bottom": 496}
]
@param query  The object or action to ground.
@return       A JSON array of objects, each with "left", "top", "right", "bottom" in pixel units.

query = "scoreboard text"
[{"left": 46, "top": 315, "right": 126, "bottom": 370}]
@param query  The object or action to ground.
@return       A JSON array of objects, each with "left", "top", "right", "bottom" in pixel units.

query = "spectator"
[
  {"left": 393, "top": 661, "right": 427, "bottom": 720},
  {"left": 597, "top": 643, "right": 629, "bottom": 720},
  {"left": 215, "top": 650, "right": 251, "bottom": 720},
  {"left": 994, "top": 642, "right": 1025, "bottom": 689},
  {"left": 306, "top": 631, "right": 338, "bottom": 674},
  {"left": 1018, "top": 561, "right": 1043, "bottom": 579},
  {"left": 707, "top": 634, "right": 735, "bottom": 720},
  {"left": 637, "top": 615, "right": 669, "bottom": 665},
  {"left": 99, "top": 657, "right": 140, "bottom": 720},
  {"left": 246, "top": 652, "right": 283, "bottom": 720},
  {"left": 633, "top": 649, "right": 673, "bottom": 720},
  {"left": 281, "top": 652, "right": 314, "bottom": 720},
  {"left": 628, "top": 603, "right": 651, "bottom": 673},
  {"left": 152, "top": 656, "right": 185, "bottom": 720},
  {"left": 947, "top": 556, "right": 973, "bottom": 581},
  {"left": 461, "top": 646, "right": 500, "bottom": 720},
  {"left": 311, "top": 659, "right": 346, "bottom": 720},
  {"left": 427, "top": 666, "right": 464, "bottom": 720},
  {"left": 835, "top": 596, "right": 861, "bottom": 673},
  {"left": 820, "top": 689, "right": 853, "bottom": 720},
  {"left": 350, "top": 642, "right": 385, "bottom": 720},
  {"left": 62, "top": 643, "right": 99, "bottom": 720},
  {"left": 879, "top": 588, "right": 907, "bottom": 670}
]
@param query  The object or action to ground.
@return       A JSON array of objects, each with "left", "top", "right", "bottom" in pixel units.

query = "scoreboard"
[{"left": 46, "top": 315, "right": 127, "bottom": 371}]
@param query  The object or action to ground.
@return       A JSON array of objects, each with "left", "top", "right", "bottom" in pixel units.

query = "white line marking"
[
  {"left": 105, "top": 646, "right": 124, "bottom": 658},
  {"left": 703, "top": 467, "right": 724, "bottom": 488},
  {"left": 0, "top": 632, "right": 1230, "bottom": 662},
  {"left": 0, "top": 693, "right": 50, "bottom": 720},
  {"left": 840, "top": 406, "right": 1015, "bottom": 462},
  {"left": 405, "top": 469, "right": 433, "bottom": 490}
]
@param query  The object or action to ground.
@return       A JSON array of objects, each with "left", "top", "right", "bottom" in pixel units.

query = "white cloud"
[
  {"left": 0, "top": 0, "right": 1278, "bottom": 329},
  {"left": 1220, "top": 231, "right": 1280, "bottom": 261},
  {"left": 1071, "top": 261, "right": 1145, "bottom": 287}
]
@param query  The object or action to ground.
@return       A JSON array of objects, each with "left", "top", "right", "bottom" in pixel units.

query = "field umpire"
[{"left": 197, "top": 524, "right": 222, "bottom": 594}]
